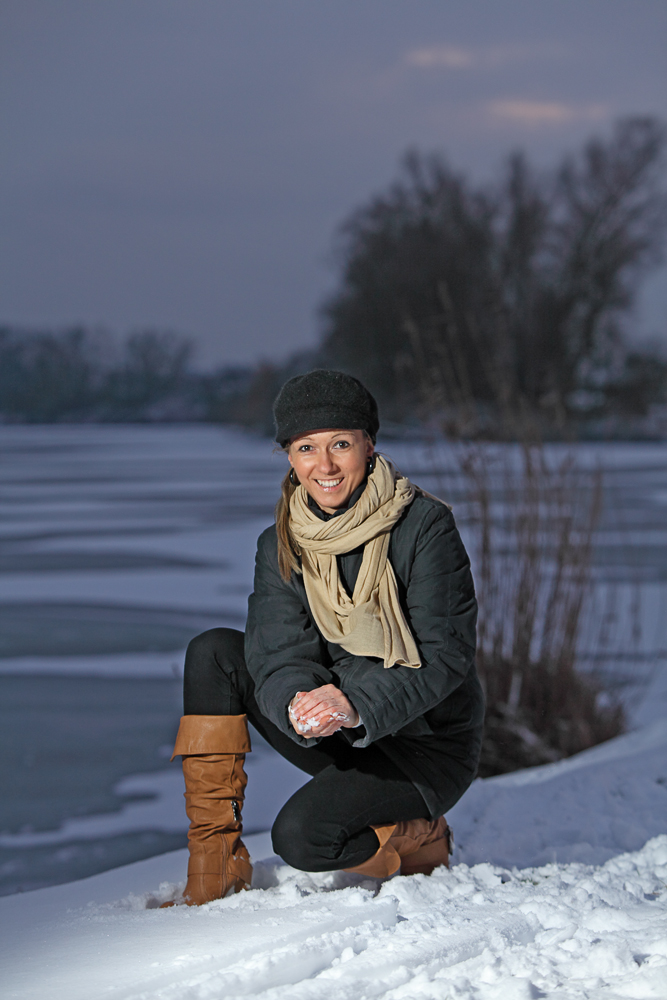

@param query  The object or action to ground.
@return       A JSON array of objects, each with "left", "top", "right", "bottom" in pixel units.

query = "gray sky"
[{"left": 1, "top": 1, "right": 666, "bottom": 368}]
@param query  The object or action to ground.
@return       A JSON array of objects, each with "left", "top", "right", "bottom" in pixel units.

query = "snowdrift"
[{"left": 2, "top": 719, "right": 666, "bottom": 1000}]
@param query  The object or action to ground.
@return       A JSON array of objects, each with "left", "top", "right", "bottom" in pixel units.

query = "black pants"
[{"left": 183, "top": 627, "right": 429, "bottom": 872}]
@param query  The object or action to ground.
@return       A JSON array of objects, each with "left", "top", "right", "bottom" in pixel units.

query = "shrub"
[{"left": 456, "top": 444, "right": 625, "bottom": 776}]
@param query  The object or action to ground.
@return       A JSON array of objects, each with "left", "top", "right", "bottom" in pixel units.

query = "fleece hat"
[{"left": 273, "top": 369, "right": 380, "bottom": 447}]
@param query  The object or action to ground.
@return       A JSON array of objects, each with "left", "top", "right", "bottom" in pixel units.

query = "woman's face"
[{"left": 288, "top": 429, "right": 374, "bottom": 513}]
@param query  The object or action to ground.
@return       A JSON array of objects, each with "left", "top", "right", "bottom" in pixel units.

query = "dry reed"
[
  {"left": 459, "top": 444, "right": 624, "bottom": 775},
  {"left": 404, "top": 300, "right": 626, "bottom": 775}
]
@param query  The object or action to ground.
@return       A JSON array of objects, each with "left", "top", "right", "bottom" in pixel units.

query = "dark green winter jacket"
[{"left": 245, "top": 491, "right": 484, "bottom": 816}]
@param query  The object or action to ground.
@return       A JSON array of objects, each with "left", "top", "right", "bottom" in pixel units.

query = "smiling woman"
[
  {"left": 162, "top": 369, "right": 483, "bottom": 907},
  {"left": 288, "top": 429, "right": 373, "bottom": 513},
  {"left": 283, "top": 427, "right": 375, "bottom": 735}
]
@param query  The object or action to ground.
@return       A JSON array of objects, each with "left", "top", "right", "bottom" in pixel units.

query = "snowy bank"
[
  {"left": 2, "top": 717, "right": 666, "bottom": 999},
  {"left": 2, "top": 833, "right": 666, "bottom": 1000},
  {"left": 449, "top": 718, "right": 667, "bottom": 869}
]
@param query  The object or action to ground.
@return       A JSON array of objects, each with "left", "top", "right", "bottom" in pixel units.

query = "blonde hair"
[
  {"left": 275, "top": 470, "right": 302, "bottom": 582},
  {"left": 274, "top": 431, "right": 374, "bottom": 582}
]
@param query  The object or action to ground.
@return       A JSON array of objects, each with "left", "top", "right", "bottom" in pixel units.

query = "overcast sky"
[{"left": 1, "top": 1, "right": 666, "bottom": 368}]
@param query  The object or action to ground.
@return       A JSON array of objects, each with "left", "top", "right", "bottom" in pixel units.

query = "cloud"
[
  {"left": 405, "top": 45, "right": 474, "bottom": 70},
  {"left": 404, "top": 43, "right": 561, "bottom": 71},
  {"left": 487, "top": 100, "right": 609, "bottom": 126}
]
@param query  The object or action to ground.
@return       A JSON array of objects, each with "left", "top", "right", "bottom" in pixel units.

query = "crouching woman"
[{"left": 167, "top": 369, "right": 484, "bottom": 904}]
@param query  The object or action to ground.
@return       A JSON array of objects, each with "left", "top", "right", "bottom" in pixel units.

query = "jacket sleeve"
[
  {"left": 335, "top": 504, "right": 478, "bottom": 747},
  {"left": 244, "top": 527, "right": 333, "bottom": 745}
]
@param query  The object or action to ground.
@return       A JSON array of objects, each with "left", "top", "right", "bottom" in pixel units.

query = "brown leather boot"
[
  {"left": 345, "top": 817, "right": 452, "bottom": 878},
  {"left": 164, "top": 714, "right": 253, "bottom": 906}
]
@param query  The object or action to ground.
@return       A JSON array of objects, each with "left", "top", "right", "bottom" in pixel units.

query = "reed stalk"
[{"left": 404, "top": 304, "right": 626, "bottom": 775}]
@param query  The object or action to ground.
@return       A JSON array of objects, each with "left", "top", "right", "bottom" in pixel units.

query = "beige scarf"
[{"left": 289, "top": 455, "right": 421, "bottom": 669}]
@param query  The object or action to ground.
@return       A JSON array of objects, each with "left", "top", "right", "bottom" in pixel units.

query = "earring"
[
  {"left": 367, "top": 454, "right": 376, "bottom": 475},
  {"left": 289, "top": 468, "right": 300, "bottom": 486}
]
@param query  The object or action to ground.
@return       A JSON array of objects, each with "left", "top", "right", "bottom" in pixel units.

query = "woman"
[{"left": 168, "top": 369, "right": 484, "bottom": 905}]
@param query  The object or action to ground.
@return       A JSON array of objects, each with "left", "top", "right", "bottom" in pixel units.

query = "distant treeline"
[
  {"left": 2, "top": 117, "right": 666, "bottom": 439},
  {"left": 2, "top": 318, "right": 665, "bottom": 439},
  {"left": 0, "top": 326, "right": 252, "bottom": 425}
]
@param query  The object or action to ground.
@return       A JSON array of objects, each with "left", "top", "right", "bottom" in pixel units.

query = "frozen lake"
[{"left": 0, "top": 424, "right": 665, "bottom": 894}]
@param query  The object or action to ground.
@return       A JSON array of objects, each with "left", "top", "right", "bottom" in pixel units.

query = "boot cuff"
[{"left": 171, "top": 715, "right": 251, "bottom": 758}]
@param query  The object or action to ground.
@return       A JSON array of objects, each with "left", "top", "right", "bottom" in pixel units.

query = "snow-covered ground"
[
  {"left": 1, "top": 426, "right": 666, "bottom": 997},
  {"left": 1, "top": 714, "right": 666, "bottom": 999}
]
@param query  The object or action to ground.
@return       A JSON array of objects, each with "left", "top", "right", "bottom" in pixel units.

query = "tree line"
[
  {"left": 0, "top": 327, "right": 253, "bottom": 424},
  {"left": 1, "top": 117, "right": 665, "bottom": 438}
]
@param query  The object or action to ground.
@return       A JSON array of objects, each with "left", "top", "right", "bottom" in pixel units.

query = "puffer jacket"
[{"left": 245, "top": 491, "right": 484, "bottom": 816}]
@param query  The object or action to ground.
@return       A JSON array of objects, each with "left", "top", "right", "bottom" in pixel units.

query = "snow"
[
  {"left": 1, "top": 427, "right": 666, "bottom": 998},
  {"left": 1, "top": 847, "right": 666, "bottom": 1000},
  {"left": 1, "top": 715, "right": 666, "bottom": 999},
  {"left": 0, "top": 519, "right": 265, "bottom": 616},
  {"left": 0, "top": 651, "right": 187, "bottom": 678},
  {"left": 450, "top": 720, "right": 667, "bottom": 870}
]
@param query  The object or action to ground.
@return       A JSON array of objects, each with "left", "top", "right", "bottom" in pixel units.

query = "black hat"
[{"left": 273, "top": 369, "right": 380, "bottom": 447}]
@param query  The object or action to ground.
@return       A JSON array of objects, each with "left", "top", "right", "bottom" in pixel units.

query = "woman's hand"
[{"left": 288, "top": 684, "right": 360, "bottom": 738}]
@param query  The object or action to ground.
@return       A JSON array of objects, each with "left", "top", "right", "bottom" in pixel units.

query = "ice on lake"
[{"left": 0, "top": 424, "right": 666, "bottom": 894}]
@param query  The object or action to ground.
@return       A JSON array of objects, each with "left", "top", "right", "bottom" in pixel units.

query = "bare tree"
[{"left": 321, "top": 117, "right": 667, "bottom": 434}]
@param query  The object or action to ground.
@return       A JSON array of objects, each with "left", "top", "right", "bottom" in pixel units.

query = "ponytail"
[{"left": 275, "top": 471, "right": 302, "bottom": 581}]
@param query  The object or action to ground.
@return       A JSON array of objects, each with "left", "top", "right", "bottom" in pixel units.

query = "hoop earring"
[
  {"left": 289, "top": 468, "right": 300, "bottom": 486},
  {"left": 367, "top": 454, "right": 376, "bottom": 475}
]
